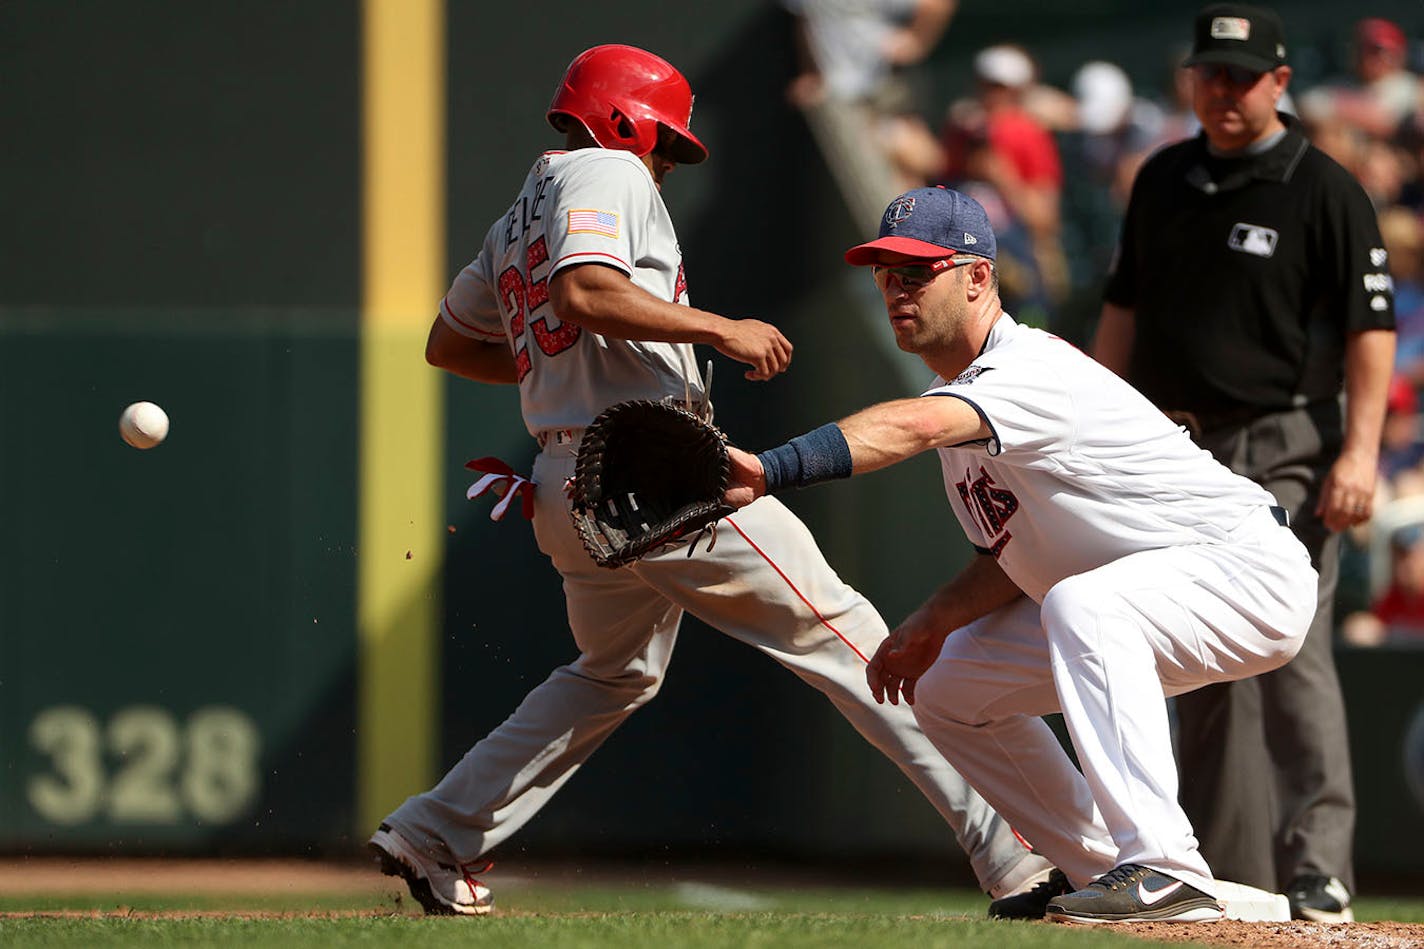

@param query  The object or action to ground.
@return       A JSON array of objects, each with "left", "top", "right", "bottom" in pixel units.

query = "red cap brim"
[{"left": 844, "top": 236, "right": 955, "bottom": 266}]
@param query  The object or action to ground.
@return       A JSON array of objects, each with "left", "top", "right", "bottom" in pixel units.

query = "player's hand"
[
  {"left": 786, "top": 73, "right": 826, "bottom": 109},
  {"left": 724, "top": 446, "right": 766, "bottom": 509},
  {"left": 866, "top": 614, "right": 947, "bottom": 707},
  {"left": 1317, "top": 447, "right": 1379, "bottom": 532},
  {"left": 882, "top": 29, "right": 927, "bottom": 66},
  {"left": 716, "top": 319, "right": 792, "bottom": 381}
]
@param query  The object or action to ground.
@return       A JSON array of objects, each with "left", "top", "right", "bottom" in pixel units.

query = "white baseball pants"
[
  {"left": 909, "top": 505, "right": 1316, "bottom": 897},
  {"left": 385, "top": 447, "right": 1046, "bottom": 895}
]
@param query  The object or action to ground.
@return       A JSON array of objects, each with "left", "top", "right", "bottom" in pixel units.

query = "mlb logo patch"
[
  {"left": 1210, "top": 17, "right": 1250, "bottom": 41},
  {"left": 568, "top": 209, "right": 620, "bottom": 238},
  {"left": 884, "top": 195, "right": 916, "bottom": 228},
  {"left": 1228, "top": 223, "right": 1278, "bottom": 258}
]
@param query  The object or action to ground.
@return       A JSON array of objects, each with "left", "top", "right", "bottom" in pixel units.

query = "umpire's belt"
[{"left": 1163, "top": 404, "right": 1264, "bottom": 439}]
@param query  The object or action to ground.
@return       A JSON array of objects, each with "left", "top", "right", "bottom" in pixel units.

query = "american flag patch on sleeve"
[{"left": 568, "top": 209, "right": 620, "bottom": 238}]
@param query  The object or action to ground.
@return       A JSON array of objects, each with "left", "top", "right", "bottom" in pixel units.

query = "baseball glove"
[{"left": 570, "top": 399, "right": 734, "bottom": 569}]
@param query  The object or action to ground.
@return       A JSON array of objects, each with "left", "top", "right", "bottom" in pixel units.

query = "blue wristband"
[{"left": 756, "top": 423, "right": 854, "bottom": 493}]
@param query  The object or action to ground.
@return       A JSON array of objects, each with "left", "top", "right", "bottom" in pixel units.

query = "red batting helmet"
[{"left": 547, "top": 45, "right": 708, "bottom": 164}]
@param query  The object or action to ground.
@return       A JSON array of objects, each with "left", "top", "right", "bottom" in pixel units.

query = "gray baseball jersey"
[{"left": 440, "top": 149, "right": 704, "bottom": 436}]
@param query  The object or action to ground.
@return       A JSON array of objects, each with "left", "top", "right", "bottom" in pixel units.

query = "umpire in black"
[{"left": 1092, "top": 3, "right": 1395, "bottom": 923}]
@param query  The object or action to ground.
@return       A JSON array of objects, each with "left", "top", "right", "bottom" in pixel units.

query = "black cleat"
[
  {"left": 1287, "top": 874, "right": 1354, "bottom": 923},
  {"left": 1045, "top": 863, "right": 1223, "bottom": 924},
  {"left": 988, "top": 868, "right": 1071, "bottom": 920}
]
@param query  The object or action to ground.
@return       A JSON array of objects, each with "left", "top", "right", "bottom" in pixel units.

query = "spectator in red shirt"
[
  {"left": 1372, "top": 524, "right": 1424, "bottom": 641},
  {"left": 942, "top": 44, "right": 1068, "bottom": 309}
]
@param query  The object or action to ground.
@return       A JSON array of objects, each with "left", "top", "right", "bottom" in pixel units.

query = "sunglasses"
[
  {"left": 1190, "top": 63, "right": 1267, "bottom": 88},
  {"left": 871, "top": 256, "right": 976, "bottom": 290}
]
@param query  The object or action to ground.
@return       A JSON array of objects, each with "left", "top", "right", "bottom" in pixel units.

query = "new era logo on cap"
[{"left": 844, "top": 186, "right": 997, "bottom": 265}]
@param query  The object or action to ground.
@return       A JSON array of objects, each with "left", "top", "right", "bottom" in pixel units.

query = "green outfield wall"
[{"left": 1, "top": 0, "right": 1420, "bottom": 880}]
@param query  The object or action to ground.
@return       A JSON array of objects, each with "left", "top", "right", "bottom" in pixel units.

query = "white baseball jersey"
[
  {"left": 439, "top": 149, "right": 704, "bottom": 437},
  {"left": 907, "top": 313, "right": 1314, "bottom": 896},
  {"left": 931, "top": 314, "right": 1279, "bottom": 603}
]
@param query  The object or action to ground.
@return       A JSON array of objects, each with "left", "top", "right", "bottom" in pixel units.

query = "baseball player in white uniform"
[
  {"left": 367, "top": 45, "right": 1052, "bottom": 916},
  {"left": 724, "top": 186, "right": 1318, "bottom": 924}
]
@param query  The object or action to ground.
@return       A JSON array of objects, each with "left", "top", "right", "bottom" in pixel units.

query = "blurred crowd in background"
[{"left": 783, "top": 1, "right": 1424, "bottom": 648}]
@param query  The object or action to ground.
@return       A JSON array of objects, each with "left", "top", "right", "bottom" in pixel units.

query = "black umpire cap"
[{"left": 1184, "top": 3, "right": 1287, "bottom": 74}]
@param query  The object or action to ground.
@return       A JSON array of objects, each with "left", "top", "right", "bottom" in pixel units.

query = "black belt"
[
  {"left": 1270, "top": 505, "right": 1290, "bottom": 527},
  {"left": 1163, "top": 405, "right": 1265, "bottom": 438}
]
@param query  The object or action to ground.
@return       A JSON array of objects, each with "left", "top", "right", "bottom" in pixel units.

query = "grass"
[
  {"left": 0, "top": 873, "right": 1420, "bottom": 948},
  {"left": 0, "top": 913, "right": 1225, "bottom": 949}
]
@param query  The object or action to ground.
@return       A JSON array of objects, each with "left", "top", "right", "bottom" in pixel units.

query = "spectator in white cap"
[{"left": 1071, "top": 62, "right": 1165, "bottom": 204}]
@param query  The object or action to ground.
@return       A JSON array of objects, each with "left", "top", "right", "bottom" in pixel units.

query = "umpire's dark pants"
[{"left": 1178, "top": 399, "right": 1356, "bottom": 893}]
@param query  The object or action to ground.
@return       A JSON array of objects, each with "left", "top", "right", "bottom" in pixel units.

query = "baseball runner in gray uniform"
[{"left": 366, "top": 44, "right": 1051, "bottom": 915}]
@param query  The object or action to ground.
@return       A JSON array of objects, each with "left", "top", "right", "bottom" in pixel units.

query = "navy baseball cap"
[
  {"left": 1183, "top": 3, "right": 1287, "bottom": 74},
  {"left": 845, "top": 187, "right": 996, "bottom": 265}
]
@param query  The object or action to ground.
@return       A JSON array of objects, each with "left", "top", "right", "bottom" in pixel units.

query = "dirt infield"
[
  {"left": 1112, "top": 921, "right": 1424, "bottom": 948},
  {"left": 0, "top": 857, "right": 387, "bottom": 896},
  {"left": 1, "top": 858, "right": 1421, "bottom": 948}
]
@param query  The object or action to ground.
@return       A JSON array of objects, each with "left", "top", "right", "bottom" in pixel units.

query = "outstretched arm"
[
  {"left": 837, "top": 395, "right": 989, "bottom": 473},
  {"left": 725, "top": 394, "right": 989, "bottom": 506}
]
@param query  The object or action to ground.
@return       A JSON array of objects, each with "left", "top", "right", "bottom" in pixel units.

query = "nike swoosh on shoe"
[{"left": 1137, "top": 880, "right": 1184, "bottom": 905}]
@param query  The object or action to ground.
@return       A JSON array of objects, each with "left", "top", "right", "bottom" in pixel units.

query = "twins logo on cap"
[{"left": 885, "top": 195, "right": 916, "bottom": 228}]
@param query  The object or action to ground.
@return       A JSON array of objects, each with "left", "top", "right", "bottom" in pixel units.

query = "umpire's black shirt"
[{"left": 1104, "top": 113, "right": 1395, "bottom": 413}]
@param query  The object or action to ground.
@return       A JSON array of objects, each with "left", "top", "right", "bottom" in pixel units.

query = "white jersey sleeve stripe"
[
  {"left": 551, "top": 249, "right": 633, "bottom": 276},
  {"left": 441, "top": 296, "right": 506, "bottom": 340}
]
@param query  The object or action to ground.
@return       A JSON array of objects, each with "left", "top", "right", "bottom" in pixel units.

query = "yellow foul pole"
[{"left": 357, "top": 0, "right": 445, "bottom": 833}]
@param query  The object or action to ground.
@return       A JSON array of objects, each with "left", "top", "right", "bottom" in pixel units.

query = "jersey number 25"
[{"left": 498, "top": 236, "right": 581, "bottom": 381}]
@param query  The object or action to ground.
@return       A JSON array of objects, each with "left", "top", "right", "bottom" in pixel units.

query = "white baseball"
[{"left": 119, "top": 401, "right": 170, "bottom": 450}]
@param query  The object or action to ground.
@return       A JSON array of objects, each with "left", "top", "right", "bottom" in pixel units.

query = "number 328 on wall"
[{"left": 27, "top": 705, "right": 260, "bottom": 826}]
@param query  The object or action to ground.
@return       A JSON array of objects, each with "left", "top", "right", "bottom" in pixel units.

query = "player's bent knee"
[
  {"left": 1039, "top": 576, "right": 1122, "bottom": 648},
  {"left": 564, "top": 662, "right": 666, "bottom": 704},
  {"left": 910, "top": 660, "right": 982, "bottom": 727}
]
